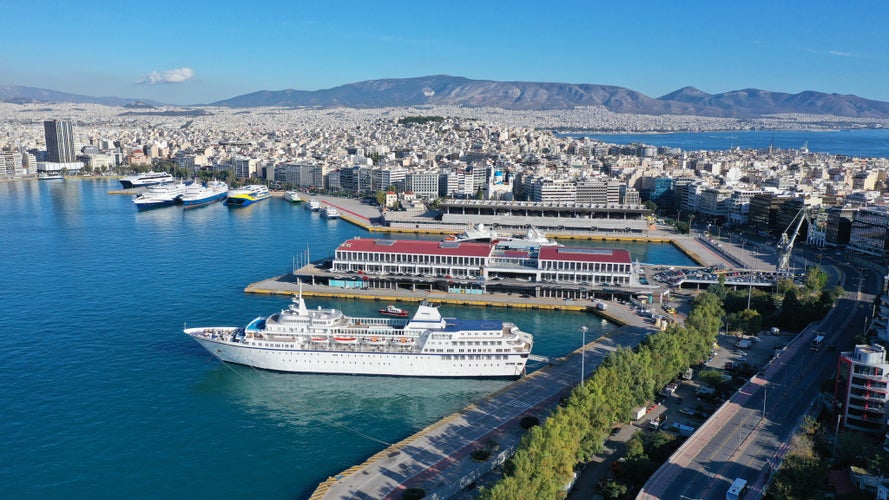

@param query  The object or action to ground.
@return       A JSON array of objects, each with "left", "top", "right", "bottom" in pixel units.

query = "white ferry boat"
[
  {"left": 181, "top": 180, "right": 228, "bottom": 208},
  {"left": 304, "top": 199, "right": 321, "bottom": 211},
  {"left": 284, "top": 191, "right": 303, "bottom": 204},
  {"left": 320, "top": 206, "right": 339, "bottom": 219},
  {"left": 132, "top": 182, "right": 188, "bottom": 211},
  {"left": 119, "top": 171, "right": 175, "bottom": 189},
  {"left": 184, "top": 287, "right": 534, "bottom": 378}
]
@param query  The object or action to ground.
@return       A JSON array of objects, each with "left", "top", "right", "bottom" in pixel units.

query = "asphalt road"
[{"left": 638, "top": 251, "right": 880, "bottom": 500}]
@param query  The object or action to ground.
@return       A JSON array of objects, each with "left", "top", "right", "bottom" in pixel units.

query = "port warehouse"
[
  {"left": 316, "top": 237, "right": 672, "bottom": 302},
  {"left": 384, "top": 199, "right": 654, "bottom": 233}
]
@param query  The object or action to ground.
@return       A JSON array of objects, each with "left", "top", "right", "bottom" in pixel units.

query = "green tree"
[
  {"left": 643, "top": 200, "right": 657, "bottom": 212},
  {"left": 727, "top": 309, "right": 762, "bottom": 336},
  {"left": 698, "top": 368, "right": 727, "bottom": 389},
  {"left": 804, "top": 266, "right": 828, "bottom": 292},
  {"left": 375, "top": 190, "right": 387, "bottom": 207},
  {"left": 601, "top": 481, "right": 627, "bottom": 499}
]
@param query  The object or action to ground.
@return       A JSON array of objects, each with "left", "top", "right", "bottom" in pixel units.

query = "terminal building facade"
[{"left": 330, "top": 238, "right": 635, "bottom": 288}]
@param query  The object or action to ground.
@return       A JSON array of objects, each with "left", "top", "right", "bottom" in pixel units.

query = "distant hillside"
[
  {"left": 209, "top": 75, "right": 889, "bottom": 119},
  {"left": 0, "top": 85, "right": 163, "bottom": 107},
  {"left": 4, "top": 77, "right": 889, "bottom": 119}
]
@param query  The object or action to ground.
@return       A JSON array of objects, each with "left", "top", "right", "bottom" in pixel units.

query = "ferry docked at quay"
[
  {"left": 132, "top": 181, "right": 188, "bottom": 211},
  {"left": 180, "top": 180, "right": 229, "bottom": 208},
  {"left": 224, "top": 185, "right": 271, "bottom": 207},
  {"left": 119, "top": 171, "right": 175, "bottom": 189},
  {"left": 184, "top": 288, "right": 534, "bottom": 378}
]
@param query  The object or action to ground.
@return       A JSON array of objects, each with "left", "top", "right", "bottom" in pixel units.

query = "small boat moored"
[
  {"left": 379, "top": 305, "right": 409, "bottom": 318},
  {"left": 284, "top": 191, "right": 303, "bottom": 203}
]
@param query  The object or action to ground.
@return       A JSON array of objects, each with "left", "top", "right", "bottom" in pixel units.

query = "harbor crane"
[{"left": 776, "top": 207, "right": 810, "bottom": 275}]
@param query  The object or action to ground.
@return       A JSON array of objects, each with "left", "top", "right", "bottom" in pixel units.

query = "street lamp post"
[{"left": 580, "top": 326, "right": 588, "bottom": 387}]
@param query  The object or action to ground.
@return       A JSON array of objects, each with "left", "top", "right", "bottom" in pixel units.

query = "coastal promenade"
[{"left": 307, "top": 302, "right": 656, "bottom": 500}]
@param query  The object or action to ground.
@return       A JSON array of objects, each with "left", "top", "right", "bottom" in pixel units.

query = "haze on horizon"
[{"left": 2, "top": 0, "right": 887, "bottom": 105}]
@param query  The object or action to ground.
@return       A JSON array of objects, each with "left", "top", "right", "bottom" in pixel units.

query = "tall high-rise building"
[{"left": 44, "top": 119, "right": 75, "bottom": 163}]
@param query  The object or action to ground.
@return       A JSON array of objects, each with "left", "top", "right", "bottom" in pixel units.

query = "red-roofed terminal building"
[{"left": 332, "top": 238, "right": 634, "bottom": 286}]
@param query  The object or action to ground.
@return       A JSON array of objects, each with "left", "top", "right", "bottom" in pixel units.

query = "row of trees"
[{"left": 480, "top": 293, "right": 724, "bottom": 499}]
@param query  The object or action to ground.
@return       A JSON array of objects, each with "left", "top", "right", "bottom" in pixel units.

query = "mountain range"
[{"left": 4, "top": 76, "right": 889, "bottom": 119}]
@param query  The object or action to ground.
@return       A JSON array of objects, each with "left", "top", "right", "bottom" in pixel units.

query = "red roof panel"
[
  {"left": 538, "top": 246, "right": 632, "bottom": 263},
  {"left": 337, "top": 238, "right": 494, "bottom": 257}
]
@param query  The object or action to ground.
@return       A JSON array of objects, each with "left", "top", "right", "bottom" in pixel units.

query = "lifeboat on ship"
[
  {"left": 310, "top": 336, "right": 329, "bottom": 343},
  {"left": 333, "top": 336, "right": 359, "bottom": 344}
]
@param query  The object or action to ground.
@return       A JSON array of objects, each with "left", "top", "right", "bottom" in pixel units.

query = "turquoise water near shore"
[{"left": 0, "top": 179, "right": 691, "bottom": 499}]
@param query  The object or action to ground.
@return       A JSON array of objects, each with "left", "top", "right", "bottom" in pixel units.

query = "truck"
[
  {"left": 682, "top": 367, "right": 694, "bottom": 380},
  {"left": 632, "top": 406, "right": 647, "bottom": 421},
  {"left": 726, "top": 477, "right": 748, "bottom": 500},
  {"left": 596, "top": 301, "right": 608, "bottom": 311}
]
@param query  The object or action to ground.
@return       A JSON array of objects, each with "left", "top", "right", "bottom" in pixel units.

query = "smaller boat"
[
  {"left": 379, "top": 305, "right": 409, "bottom": 318},
  {"left": 333, "top": 336, "right": 359, "bottom": 344},
  {"left": 38, "top": 172, "right": 64, "bottom": 180},
  {"left": 304, "top": 199, "right": 321, "bottom": 211},
  {"left": 320, "top": 206, "right": 339, "bottom": 219},
  {"left": 284, "top": 191, "right": 303, "bottom": 204},
  {"left": 365, "top": 337, "right": 388, "bottom": 345},
  {"left": 310, "top": 336, "right": 329, "bottom": 343}
]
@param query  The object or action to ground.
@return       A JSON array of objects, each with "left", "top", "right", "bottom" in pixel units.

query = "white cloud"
[
  {"left": 827, "top": 50, "right": 859, "bottom": 58},
  {"left": 138, "top": 67, "right": 195, "bottom": 85}
]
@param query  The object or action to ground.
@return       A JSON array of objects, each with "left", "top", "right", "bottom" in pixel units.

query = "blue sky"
[{"left": 1, "top": 0, "right": 887, "bottom": 105}]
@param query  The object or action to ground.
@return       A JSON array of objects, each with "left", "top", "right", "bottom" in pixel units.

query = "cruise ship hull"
[
  {"left": 134, "top": 198, "right": 179, "bottom": 211},
  {"left": 188, "top": 332, "right": 529, "bottom": 378}
]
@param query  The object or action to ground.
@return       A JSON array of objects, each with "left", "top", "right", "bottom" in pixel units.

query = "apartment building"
[{"left": 835, "top": 345, "right": 889, "bottom": 433}]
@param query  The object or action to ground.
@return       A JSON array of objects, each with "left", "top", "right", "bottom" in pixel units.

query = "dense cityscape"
[{"left": 6, "top": 100, "right": 889, "bottom": 499}]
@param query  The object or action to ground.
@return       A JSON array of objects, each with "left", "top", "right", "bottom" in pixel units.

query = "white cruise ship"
[
  {"left": 184, "top": 287, "right": 534, "bottom": 378},
  {"left": 119, "top": 171, "right": 175, "bottom": 189},
  {"left": 304, "top": 199, "right": 321, "bottom": 211}
]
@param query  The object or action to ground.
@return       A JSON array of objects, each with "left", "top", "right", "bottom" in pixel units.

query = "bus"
[{"left": 811, "top": 334, "right": 825, "bottom": 351}]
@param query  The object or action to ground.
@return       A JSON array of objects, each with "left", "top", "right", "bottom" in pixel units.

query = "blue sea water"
[
  {"left": 562, "top": 128, "right": 889, "bottom": 159},
  {"left": 0, "top": 179, "right": 690, "bottom": 499}
]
